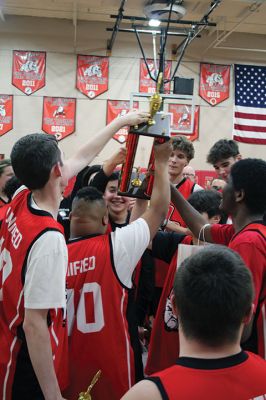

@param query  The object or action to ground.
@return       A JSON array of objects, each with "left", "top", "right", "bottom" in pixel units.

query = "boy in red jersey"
[
  {"left": 64, "top": 140, "right": 172, "bottom": 400},
  {"left": 170, "top": 158, "right": 266, "bottom": 358},
  {"left": 122, "top": 246, "right": 266, "bottom": 400},
  {"left": 207, "top": 139, "right": 242, "bottom": 182},
  {"left": 146, "top": 190, "right": 223, "bottom": 375},
  {"left": 0, "top": 111, "right": 149, "bottom": 400}
]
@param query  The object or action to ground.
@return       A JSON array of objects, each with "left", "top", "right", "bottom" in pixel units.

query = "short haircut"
[
  {"left": 11, "top": 134, "right": 61, "bottom": 190},
  {"left": 174, "top": 245, "right": 254, "bottom": 347},
  {"left": 3, "top": 176, "right": 21, "bottom": 202},
  {"left": 207, "top": 139, "right": 240, "bottom": 165},
  {"left": 106, "top": 171, "right": 120, "bottom": 183},
  {"left": 81, "top": 164, "right": 102, "bottom": 187},
  {"left": 188, "top": 190, "right": 222, "bottom": 219},
  {"left": 230, "top": 158, "right": 266, "bottom": 214},
  {"left": 172, "top": 136, "right": 195, "bottom": 162},
  {"left": 72, "top": 186, "right": 105, "bottom": 210},
  {"left": 0, "top": 159, "right": 12, "bottom": 176}
]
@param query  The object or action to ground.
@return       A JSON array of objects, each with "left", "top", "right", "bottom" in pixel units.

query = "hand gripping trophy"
[
  {"left": 78, "top": 370, "right": 101, "bottom": 400},
  {"left": 118, "top": 72, "right": 171, "bottom": 199}
]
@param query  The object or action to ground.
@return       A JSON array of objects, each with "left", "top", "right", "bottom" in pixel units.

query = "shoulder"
[
  {"left": 121, "top": 379, "right": 162, "bottom": 400},
  {"left": 29, "top": 230, "right": 66, "bottom": 259}
]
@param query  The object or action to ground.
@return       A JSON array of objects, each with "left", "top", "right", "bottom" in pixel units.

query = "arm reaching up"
[
  {"left": 170, "top": 184, "right": 214, "bottom": 242},
  {"left": 65, "top": 111, "right": 150, "bottom": 179},
  {"left": 141, "top": 140, "right": 172, "bottom": 240}
]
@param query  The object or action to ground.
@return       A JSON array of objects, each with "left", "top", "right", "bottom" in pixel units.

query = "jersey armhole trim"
[
  {"left": 108, "top": 234, "right": 131, "bottom": 290},
  {"left": 21, "top": 227, "right": 63, "bottom": 285},
  {"left": 145, "top": 377, "right": 169, "bottom": 400}
]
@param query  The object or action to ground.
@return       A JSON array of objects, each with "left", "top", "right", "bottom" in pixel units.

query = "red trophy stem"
[{"left": 119, "top": 133, "right": 139, "bottom": 192}]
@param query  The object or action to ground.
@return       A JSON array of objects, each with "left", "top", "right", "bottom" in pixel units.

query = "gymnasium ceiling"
[{"left": 0, "top": 1, "right": 266, "bottom": 57}]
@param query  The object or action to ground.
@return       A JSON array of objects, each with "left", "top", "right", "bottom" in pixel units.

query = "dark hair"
[
  {"left": 10, "top": 134, "right": 61, "bottom": 190},
  {"left": 230, "top": 158, "right": 266, "bottom": 214},
  {"left": 174, "top": 245, "right": 254, "bottom": 347},
  {"left": 0, "top": 159, "right": 12, "bottom": 176},
  {"left": 207, "top": 139, "right": 240, "bottom": 165},
  {"left": 106, "top": 171, "right": 120, "bottom": 183},
  {"left": 81, "top": 165, "right": 102, "bottom": 187},
  {"left": 3, "top": 176, "right": 21, "bottom": 202},
  {"left": 188, "top": 190, "right": 222, "bottom": 219},
  {"left": 72, "top": 186, "right": 105, "bottom": 207},
  {"left": 172, "top": 136, "right": 195, "bottom": 162}
]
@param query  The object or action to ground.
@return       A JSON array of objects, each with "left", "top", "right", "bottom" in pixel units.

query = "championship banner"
[
  {"left": 139, "top": 59, "right": 171, "bottom": 94},
  {"left": 12, "top": 50, "right": 46, "bottom": 95},
  {"left": 199, "top": 63, "right": 230, "bottom": 106},
  {"left": 0, "top": 95, "right": 13, "bottom": 137},
  {"left": 42, "top": 97, "right": 76, "bottom": 141},
  {"left": 169, "top": 104, "right": 200, "bottom": 141},
  {"left": 76, "top": 55, "right": 109, "bottom": 99},
  {"left": 106, "top": 100, "right": 139, "bottom": 143}
]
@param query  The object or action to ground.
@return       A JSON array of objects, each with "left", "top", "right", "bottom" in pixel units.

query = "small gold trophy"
[
  {"left": 131, "top": 167, "right": 142, "bottom": 187},
  {"left": 78, "top": 370, "right": 101, "bottom": 400},
  {"left": 134, "top": 71, "right": 163, "bottom": 130},
  {"left": 147, "top": 71, "right": 163, "bottom": 126}
]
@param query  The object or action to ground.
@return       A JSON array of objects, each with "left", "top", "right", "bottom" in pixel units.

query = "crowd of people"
[{"left": 0, "top": 111, "right": 265, "bottom": 400}]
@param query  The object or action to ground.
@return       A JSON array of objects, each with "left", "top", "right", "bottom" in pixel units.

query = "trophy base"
[{"left": 130, "top": 112, "right": 171, "bottom": 139}]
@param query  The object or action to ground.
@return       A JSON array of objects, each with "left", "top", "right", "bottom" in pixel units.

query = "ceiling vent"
[{"left": 144, "top": 1, "right": 187, "bottom": 20}]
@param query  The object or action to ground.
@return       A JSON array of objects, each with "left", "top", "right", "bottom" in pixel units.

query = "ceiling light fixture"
[{"left": 148, "top": 18, "right": 161, "bottom": 27}]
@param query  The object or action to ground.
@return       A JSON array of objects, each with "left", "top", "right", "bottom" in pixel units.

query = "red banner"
[
  {"left": 76, "top": 55, "right": 109, "bottom": 99},
  {"left": 139, "top": 59, "right": 171, "bottom": 94},
  {"left": 0, "top": 95, "right": 13, "bottom": 136},
  {"left": 199, "top": 63, "right": 230, "bottom": 106},
  {"left": 42, "top": 97, "right": 76, "bottom": 141},
  {"left": 12, "top": 50, "right": 46, "bottom": 95},
  {"left": 169, "top": 104, "right": 200, "bottom": 141},
  {"left": 196, "top": 170, "right": 217, "bottom": 189},
  {"left": 106, "top": 100, "right": 139, "bottom": 144}
]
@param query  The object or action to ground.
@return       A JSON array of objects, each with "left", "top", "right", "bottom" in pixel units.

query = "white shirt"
[
  {"left": 110, "top": 218, "right": 150, "bottom": 288},
  {"left": 24, "top": 197, "right": 68, "bottom": 309}
]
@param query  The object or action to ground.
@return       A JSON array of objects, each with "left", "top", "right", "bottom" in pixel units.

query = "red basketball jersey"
[
  {"left": 155, "top": 179, "right": 195, "bottom": 290},
  {"left": 0, "top": 188, "right": 68, "bottom": 400},
  {"left": 167, "top": 178, "right": 195, "bottom": 227},
  {"left": 146, "top": 236, "right": 192, "bottom": 375},
  {"left": 65, "top": 234, "right": 134, "bottom": 400},
  {"left": 149, "top": 351, "right": 266, "bottom": 399}
]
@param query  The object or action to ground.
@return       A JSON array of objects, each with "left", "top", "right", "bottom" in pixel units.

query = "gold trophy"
[
  {"left": 118, "top": 70, "right": 171, "bottom": 199},
  {"left": 78, "top": 370, "right": 101, "bottom": 400},
  {"left": 134, "top": 72, "right": 163, "bottom": 130},
  {"left": 147, "top": 72, "right": 163, "bottom": 126}
]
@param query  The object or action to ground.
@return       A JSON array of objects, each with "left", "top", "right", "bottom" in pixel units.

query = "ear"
[
  {"left": 102, "top": 212, "right": 109, "bottom": 227},
  {"left": 170, "top": 291, "right": 178, "bottom": 318},
  {"left": 243, "top": 304, "right": 254, "bottom": 325},
  {"left": 53, "top": 162, "right": 62, "bottom": 178},
  {"left": 235, "top": 188, "right": 245, "bottom": 204},
  {"left": 235, "top": 154, "right": 242, "bottom": 161}
]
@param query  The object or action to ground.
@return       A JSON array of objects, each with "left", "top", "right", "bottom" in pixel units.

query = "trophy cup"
[
  {"left": 118, "top": 73, "right": 171, "bottom": 199},
  {"left": 78, "top": 370, "right": 101, "bottom": 400}
]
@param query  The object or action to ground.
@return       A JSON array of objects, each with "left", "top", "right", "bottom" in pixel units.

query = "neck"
[
  {"left": 109, "top": 210, "right": 128, "bottom": 225},
  {"left": 231, "top": 207, "right": 263, "bottom": 233},
  {"left": 32, "top": 187, "right": 61, "bottom": 220},
  {"left": 179, "top": 331, "right": 242, "bottom": 359},
  {"left": 169, "top": 173, "right": 184, "bottom": 185}
]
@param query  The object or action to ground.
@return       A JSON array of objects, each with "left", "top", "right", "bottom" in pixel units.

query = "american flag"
[{"left": 233, "top": 64, "right": 266, "bottom": 144}]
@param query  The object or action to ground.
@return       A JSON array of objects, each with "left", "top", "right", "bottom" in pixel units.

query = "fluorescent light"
[{"left": 148, "top": 19, "right": 161, "bottom": 27}]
